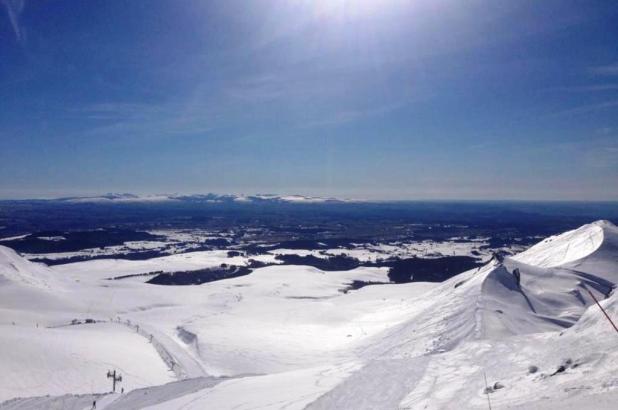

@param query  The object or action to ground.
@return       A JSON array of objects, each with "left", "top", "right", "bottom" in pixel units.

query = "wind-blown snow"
[{"left": 1, "top": 220, "right": 618, "bottom": 409}]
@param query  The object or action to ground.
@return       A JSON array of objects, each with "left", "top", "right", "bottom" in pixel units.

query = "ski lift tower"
[{"left": 107, "top": 369, "right": 122, "bottom": 393}]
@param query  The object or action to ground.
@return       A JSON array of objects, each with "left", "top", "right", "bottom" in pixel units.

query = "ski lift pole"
[
  {"left": 583, "top": 284, "right": 618, "bottom": 334},
  {"left": 107, "top": 369, "right": 123, "bottom": 392}
]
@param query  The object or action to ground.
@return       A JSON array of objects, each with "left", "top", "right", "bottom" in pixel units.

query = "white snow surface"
[
  {"left": 50, "top": 250, "right": 279, "bottom": 281},
  {"left": 267, "top": 238, "right": 527, "bottom": 264},
  {"left": 513, "top": 220, "right": 608, "bottom": 267},
  {"left": 1, "top": 220, "right": 617, "bottom": 409}
]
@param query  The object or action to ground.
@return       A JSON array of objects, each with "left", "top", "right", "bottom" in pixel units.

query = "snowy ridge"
[
  {"left": 1, "top": 221, "right": 617, "bottom": 409},
  {"left": 310, "top": 221, "right": 618, "bottom": 409},
  {"left": 444, "top": 220, "right": 618, "bottom": 341},
  {"left": 0, "top": 246, "right": 62, "bottom": 290},
  {"left": 57, "top": 193, "right": 175, "bottom": 203},
  {"left": 481, "top": 220, "right": 618, "bottom": 336},
  {"left": 513, "top": 220, "right": 610, "bottom": 268}
]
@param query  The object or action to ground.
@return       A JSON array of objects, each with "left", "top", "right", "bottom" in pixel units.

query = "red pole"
[{"left": 583, "top": 285, "right": 618, "bottom": 334}]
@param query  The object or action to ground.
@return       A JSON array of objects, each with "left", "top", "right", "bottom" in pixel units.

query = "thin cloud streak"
[
  {"left": 69, "top": 102, "right": 218, "bottom": 141},
  {"left": 589, "top": 62, "right": 618, "bottom": 76},
  {"left": 298, "top": 101, "right": 408, "bottom": 129},
  {"left": 1, "top": 0, "right": 25, "bottom": 44},
  {"left": 552, "top": 84, "right": 618, "bottom": 92},
  {"left": 548, "top": 100, "right": 618, "bottom": 117}
]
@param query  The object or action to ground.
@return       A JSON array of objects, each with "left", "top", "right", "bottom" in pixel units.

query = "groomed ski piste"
[{"left": 1, "top": 221, "right": 617, "bottom": 409}]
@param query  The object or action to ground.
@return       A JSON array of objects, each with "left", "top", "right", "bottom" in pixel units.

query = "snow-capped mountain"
[
  {"left": 53, "top": 193, "right": 349, "bottom": 204},
  {"left": 58, "top": 193, "right": 175, "bottom": 203},
  {"left": 1, "top": 221, "right": 617, "bottom": 409}
]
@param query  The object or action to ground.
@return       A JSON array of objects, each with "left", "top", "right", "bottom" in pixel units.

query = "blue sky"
[{"left": 1, "top": 0, "right": 617, "bottom": 200}]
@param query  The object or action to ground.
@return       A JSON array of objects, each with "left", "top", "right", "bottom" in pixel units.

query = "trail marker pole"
[
  {"left": 107, "top": 369, "right": 122, "bottom": 392},
  {"left": 483, "top": 371, "right": 493, "bottom": 410},
  {"left": 583, "top": 284, "right": 618, "bottom": 334}
]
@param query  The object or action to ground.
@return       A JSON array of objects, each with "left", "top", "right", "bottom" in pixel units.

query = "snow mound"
[
  {"left": 362, "top": 221, "right": 618, "bottom": 356},
  {"left": 476, "top": 261, "right": 611, "bottom": 338},
  {"left": 513, "top": 220, "right": 615, "bottom": 268},
  {"left": 464, "top": 218, "right": 617, "bottom": 339}
]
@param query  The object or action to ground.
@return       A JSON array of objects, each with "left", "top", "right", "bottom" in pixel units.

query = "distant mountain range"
[{"left": 53, "top": 193, "right": 351, "bottom": 204}]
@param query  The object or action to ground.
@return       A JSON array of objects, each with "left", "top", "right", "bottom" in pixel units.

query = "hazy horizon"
[{"left": 2, "top": 190, "right": 618, "bottom": 202}]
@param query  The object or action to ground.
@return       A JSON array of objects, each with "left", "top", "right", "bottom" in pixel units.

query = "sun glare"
[{"left": 309, "top": 0, "right": 393, "bottom": 20}]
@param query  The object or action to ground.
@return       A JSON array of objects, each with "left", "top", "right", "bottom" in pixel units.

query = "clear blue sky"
[{"left": 1, "top": 0, "right": 617, "bottom": 200}]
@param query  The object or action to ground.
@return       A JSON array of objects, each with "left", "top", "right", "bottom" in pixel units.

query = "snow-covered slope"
[
  {"left": 0, "top": 246, "right": 61, "bottom": 289},
  {"left": 0, "top": 246, "right": 175, "bottom": 401},
  {"left": 1, "top": 221, "right": 617, "bottom": 409},
  {"left": 513, "top": 220, "right": 608, "bottom": 267},
  {"left": 49, "top": 250, "right": 279, "bottom": 281},
  {"left": 360, "top": 220, "right": 618, "bottom": 358}
]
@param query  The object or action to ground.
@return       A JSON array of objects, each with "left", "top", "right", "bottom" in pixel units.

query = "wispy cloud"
[
  {"left": 224, "top": 71, "right": 348, "bottom": 105},
  {"left": 225, "top": 75, "right": 291, "bottom": 103},
  {"left": 575, "top": 138, "right": 618, "bottom": 170},
  {"left": 596, "top": 126, "right": 613, "bottom": 135},
  {"left": 552, "top": 135, "right": 618, "bottom": 169},
  {"left": 69, "top": 101, "right": 218, "bottom": 141},
  {"left": 1, "top": 0, "right": 26, "bottom": 44},
  {"left": 583, "top": 144, "right": 618, "bottom": 169},
  {"left": 553, "top": 84, "right": 618, "bottom": 92},
  {"left": 299, "top": 101, "right": 408, "bottom": 129},
  {"left": 548, "top": 99, "right": 618, "bottom": 117},
  {"left": 589, "top": 62, "right": 618, "bottom": 76}
]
